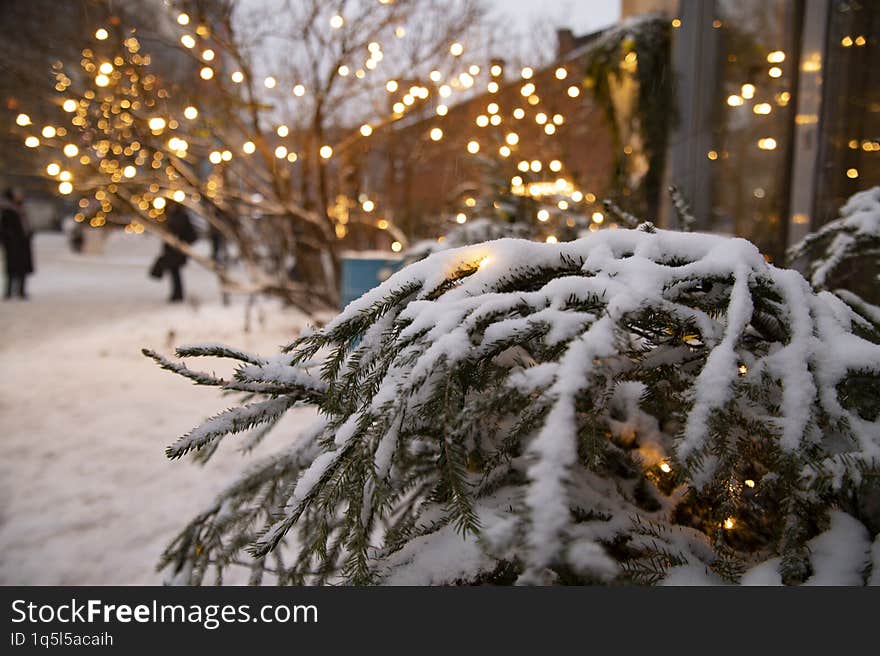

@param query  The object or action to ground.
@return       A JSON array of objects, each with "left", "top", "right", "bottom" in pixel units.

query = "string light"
[
  {"left": 555, "top": 67, "right": 567, "bottom": 80},
  {"left": 63, "top": 144, "right": 79, "bottom": 157},
  {"left": 329, "top": 14, "right": 344, "bottom": 29},
  {"left": 767, "top": 51, "right": 785, "bottom": 63},
  {"left": 360, "top": 124, "right": 373, "bottom": 137},
  {"left": 231, "top": 71, "right": 244, "bottom": 83},
  {"left": 430, "top": 127, "right": 443, "bottom": 141},
  {"left": 293, "top": 84, "right": 306, "bottom": 96},
  {"left": 391, "top": 241, "right": 402, "bottom": 252},
  {"left": 723, "top": 517, "right": 736, "bottom": 530},
  {"left": 181, "top": 34, "right": 196, "bottom": 48},
  {"left": 768, "top": 66, "right": 782, "bottom": 78},
  {"left": 659, "top": 462, "right": 672, "bottom": 473},
  {"left": 320, "top": 145, "right": 333, "bottom": 159},
  {"left": 456, "top": 213, "right": 467, "bottom": 224},
  {"left": 274, "top": 145, "right": 288, "bottom": 159},
  {"left": 41, "top": 126, "right": 56, "bottom": 138},
  {"left": 467, "top": 140, "right": 479, "bottom": 154},
  {"left": 183, "top": 106, "right": 198, "bottom": 120},
  {"left": 741, "top": 83, "right": 756, "bottom": 99},
  {"left": 567, "top": 85, "right": 580, "bottom": 98},
  {"left": 200, "top": 67, "right": 213, "bottom": 80},
  {"left": 15, "top": 113, "right": 31, "bottom": 126},
  {"left": 449, "top": 42, "right": 463, "bottom": 57},
  {"left": 95, "top": 28, "right": 109, "bottom": 40},
  {"left": 277, "top": 124, "right": 289, "bottom": 137},
  {"left": 757, "top": 137, "right": 777, "bottom": 150},
  {"left": 745, "top": 479, "right": 756, "bottom": 488},
  {"left": 46, "top": 163, "right": 61, "bottom": 176},
  {"left": 264, "top": 76, "right": 276, "bottom": 88},
  {"left": 177, "top": 13, "right": 190, "bottom": 26},
  {"left": 24, "top": 136, "right": 39, "bottom": 148}
]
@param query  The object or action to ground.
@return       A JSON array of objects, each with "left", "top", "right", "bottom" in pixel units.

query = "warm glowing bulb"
[
  {"left": 659, "top": 462, "right": 672, "bottom": 473},
  {"left": 456, "top": 213, "right": 467, "bottom": 224},
  {"left": 545, "top": 235, "right": 558, "bottom": 244},
  {"left": 338, "top": 65, "right": 350, "bottom": 77},
  {"left": 58, "top": 181, "right": 73, "bottom": 195},
  {"left": 181, "top": 34, "right": 196, "bottom": 48},
  {"left": 24, "top": 136, "right": 39, "bottom": 148},
  {"left": 436, "top": 105, "right": 448, "bottom": 116},
  {"left": 41, "top": 126, "right": 56, "bottom": 138},
  {"left": 758, "top": 137, "right": 777, "bottom": 150},
  {"left": 466, "top": 140, "right": 479, "bottom": 154},
  {"left": 274, "top": 145, "right": 288, "bottom": 159},
  {"left": 362, "top": 200, "right": 375, "bottom": 212},
  {"left": 173, "top": 190, "right": 186, "bottom": 202},
  {"left": 499, "top": 145, "right": 511, "bottom": 157},
  {"left": 521, "top": 67, "right": 533, "bottom": 79},
  {"left": 530, "top": 160, "right": 541, "bottom": 173},
  {"left": 386, "top": 79, "right": 398, "bottom": 92},
  {"left": 148, "top": 117, "right": 166, "bottom": 132},
  {"left": 123, "top": 165, "right": 136, "bottom": 178},
  {"left": 555, "top": 67, "right": 568, "bottom": 80},
  {"left": 200, "top": 67, "right": 214, "bottom": 80},
  {"left": 537, "top": 209, "right": 550, "bottom": 222},
  {"left": 847, "top": 168, "right": 859, "bottom": 179},
  {"left": 768, "top": 66, "right": 782, "bottom": 78},
  {"left": 95, "top": 74, "right": 110, "bottom": 87},
  {"left": 567, "top": 85, "right": 580, "bottom": 98},
  {"left": 723, "top": 517, "right": 735, "bottom": 530},
  {"left": 95, "top": 28, "right": 109, "bottom": 40},
  {"left": 727, "top": 94, "right": 744, "bottom": 107},
  {"left": 513, "top": 108, "right": 525, "bottom": 120},
  {"left": 63, "top": 144, "right": 79, "bottom": 157},
  {"left": 741, "top": 83, "right": 756, "bottom": 99},
  {"left": 153, "top": 197, "right": 166, "bottom": 210},
  {"left": 745, "top": 479, "right": 756, "bottom": 488},
  {"left": 767, "top": 50, "right": 785, "bottom": 63},
  {"left": 391, "top": 241, "right": 402, "bottom": 253},
  {"left": 183, "top": 106, "right": 198, "bottom": 120},
  {"left": 264, "top": 76, "right": 276, "bottom": 88},
  {"left": 15, "top": 113, "right": 31, "bottom": 126},
  {"left": 293, "top": 84, "right": 306, "bottom": 97},
  {"left": 46, "top": 163, "right": 61, "bottom": 176},
  {"left": 208, "top": 151, "right": 222, "bottom": 164},
  {"left": 476, "top": 115, "right": 489, "bottom": 127},
  {"left": 430, "top": 127, "right": 443, "bottom": 141},
  {"left": 592, "top": 211, "right": 604, "bottom": 224},
  {"left": 202, "top": 49, "right": 215, "bottom": 61},
  {"left": 450, "top": 42, "right": 463, "bottom": 57},
  {"left": 320, "top": 145, "right": 333, "bottom": 159},
  {"left": 549, "top": 159, "right": 562, "bottom": 172},
  {"left": 330, "top": 14, "right": 344, "bottom": 29}
]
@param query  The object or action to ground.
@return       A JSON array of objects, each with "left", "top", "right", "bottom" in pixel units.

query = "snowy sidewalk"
[{"left": 0, "top": 232, "right": 312, "bottom": 584}]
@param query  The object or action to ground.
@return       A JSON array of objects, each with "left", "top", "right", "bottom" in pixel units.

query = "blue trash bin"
[{"left": 340, "top": 251, "right": 405, "bottom": 308}]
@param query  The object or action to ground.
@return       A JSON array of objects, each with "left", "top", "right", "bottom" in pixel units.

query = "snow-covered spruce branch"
[
  {"left": 787, "top": 187, "right": 880, "bottom": 301},
  {"left": 152, "top": 228, "right": 880, "bottom": 585}
]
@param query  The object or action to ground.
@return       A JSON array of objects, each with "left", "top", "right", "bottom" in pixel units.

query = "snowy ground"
[{"left": 0, "top": 231, "right": 315, "bottom": 584}]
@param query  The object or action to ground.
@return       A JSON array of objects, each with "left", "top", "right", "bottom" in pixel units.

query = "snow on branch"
[{"left": 152, "top": 227, "right": 880, "bottom": 585}]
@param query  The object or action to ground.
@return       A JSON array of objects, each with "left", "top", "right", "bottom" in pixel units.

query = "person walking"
[
  {"left": 0, "top": 188, "right": 34, "bottom": 300},
  {"left": 150, "top": 202, "right": 197, "bottom": 302}
]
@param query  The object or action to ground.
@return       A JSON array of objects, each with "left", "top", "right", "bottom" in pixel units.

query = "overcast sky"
[{"left": 488, "top": 0, "right": 621, "bottom": 37}]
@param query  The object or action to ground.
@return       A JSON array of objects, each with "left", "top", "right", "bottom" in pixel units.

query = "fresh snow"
[{"left": 0, "top": 232, "right": 312, "bottom": 584}]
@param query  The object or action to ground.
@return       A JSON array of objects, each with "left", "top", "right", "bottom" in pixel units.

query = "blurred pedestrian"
[
  {"left": 1, "top": 187, "right": 34, "bottom": 300},
  {"left": 150, "top": 202, "right": 197, "bottom": 302}
]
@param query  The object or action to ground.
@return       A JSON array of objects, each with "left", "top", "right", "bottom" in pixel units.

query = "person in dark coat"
[
  {"left": 0, "top": 188, "right": 34, "bottom": 300},
  {"left": 151, "top": 202, "right": 197, "bottom": 302}
]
